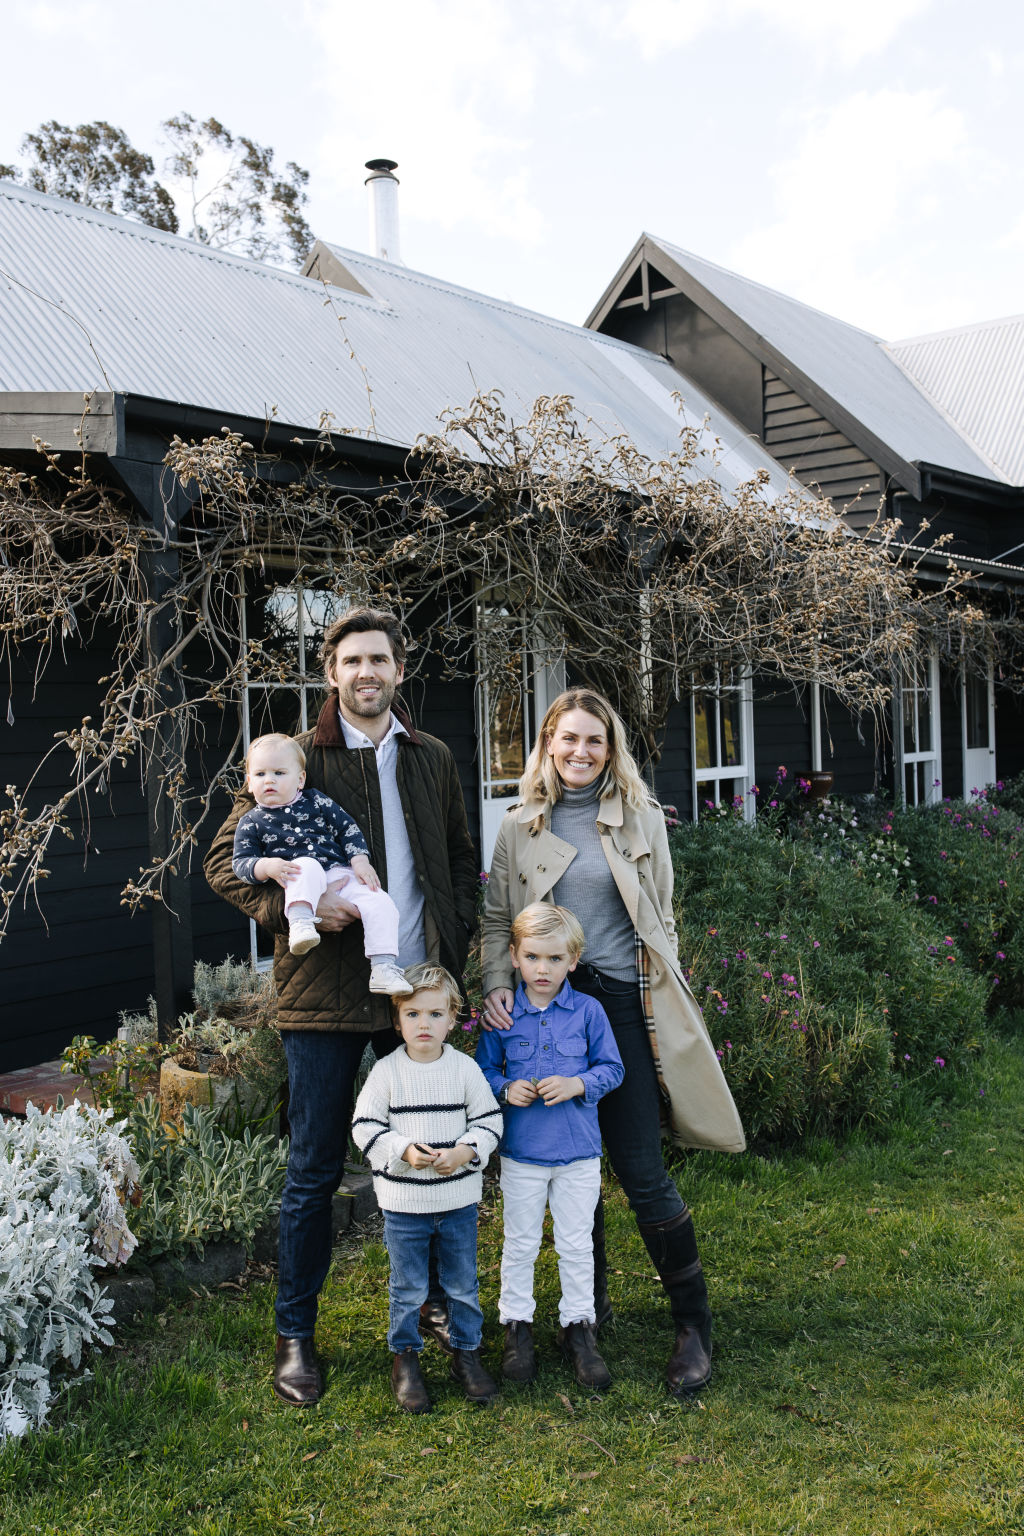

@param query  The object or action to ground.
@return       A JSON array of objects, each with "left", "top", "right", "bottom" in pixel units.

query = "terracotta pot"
[{"left": 158, "top": 1058, "right": 262, "bottom": 1128}]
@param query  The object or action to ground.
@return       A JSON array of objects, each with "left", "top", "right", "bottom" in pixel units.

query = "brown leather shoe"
[
  {"left": 558, "top": 1321, "right": 612, "bottom": 1390},
  {"left": 273, "top": 1335, "right": 323, "bottom": 1405},
  {"left": 391, "top": 1349, "right": 432, "bottom": 1414},
  {"left": 666, "top": 1325, "right": 712, "bottom": 1397},
  {"left": 501, "top": 1320, "right": 537, "bottom": 1383},
  {"left": 449, "top": 1348, "right": 500, "bottom": 1405},
  {"left": 419, "top": 1298, "right": 454, "bottom": 1355}
]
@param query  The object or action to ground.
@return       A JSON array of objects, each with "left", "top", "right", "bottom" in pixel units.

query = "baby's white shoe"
[
  {"left": 289, "top": 918, "right": 321, "bottom": 956},
  {"left": 369, "top": 961, "right": 414, "bottom": 996}
]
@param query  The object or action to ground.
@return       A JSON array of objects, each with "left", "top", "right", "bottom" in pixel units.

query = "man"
[{"left": 204, "top": 607, "right": 478, "bottom": 1404}]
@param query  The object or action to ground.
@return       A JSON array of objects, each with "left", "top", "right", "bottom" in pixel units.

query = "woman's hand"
[{"left": 482, "top": 988, "right": 515, "bottom": 1031}]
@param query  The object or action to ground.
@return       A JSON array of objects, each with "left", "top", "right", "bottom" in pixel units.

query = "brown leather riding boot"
[{"left": 637, "top": 1208, "right": 714, "bottom": 1397}]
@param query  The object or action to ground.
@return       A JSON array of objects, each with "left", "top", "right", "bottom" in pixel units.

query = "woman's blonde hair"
[{"left": 518, "top": 688, "right": 656, "bottom": 811}]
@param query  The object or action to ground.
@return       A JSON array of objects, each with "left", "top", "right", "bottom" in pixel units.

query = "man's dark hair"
[{"left": 320, "top": 606, "right": 408, "bottom": 676}]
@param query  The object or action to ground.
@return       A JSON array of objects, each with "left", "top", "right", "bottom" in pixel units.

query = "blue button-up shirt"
[{"left": 476, "top": 981, "right": 623, "bottom": 1166}]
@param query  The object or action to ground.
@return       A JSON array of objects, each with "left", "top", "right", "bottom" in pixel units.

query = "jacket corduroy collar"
[{"left": 311, "top": 693, "right": 423, "bottom": 749}]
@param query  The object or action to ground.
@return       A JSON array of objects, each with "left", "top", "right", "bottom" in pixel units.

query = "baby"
[{"left": 231, "top": 732, "right": 411, "bottom": 995}]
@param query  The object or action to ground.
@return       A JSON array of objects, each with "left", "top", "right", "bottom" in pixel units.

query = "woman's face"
[{"left": 545, "top": 708, "right": 611, "bottom": 790}]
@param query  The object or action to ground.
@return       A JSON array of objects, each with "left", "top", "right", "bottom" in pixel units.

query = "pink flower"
[
  {"left": 812, "top": 940, "right": 820, "bottom": 948},
  {"left": 934, "top": 1057, "right": 945, "bottom": 1067}
]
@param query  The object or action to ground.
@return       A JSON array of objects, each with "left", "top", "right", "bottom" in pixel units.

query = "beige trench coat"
[{"left": 481, "top": 792, "right": 746, "bottom": 1154}]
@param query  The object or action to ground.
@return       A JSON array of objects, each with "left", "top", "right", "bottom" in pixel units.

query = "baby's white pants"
[{"left": 284, "top": 858, "right": 400, "bottom": 958}]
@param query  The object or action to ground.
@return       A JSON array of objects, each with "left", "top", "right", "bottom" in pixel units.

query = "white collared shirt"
[{"left": 339, "top": 711, "right": 426, "bottom": 967}]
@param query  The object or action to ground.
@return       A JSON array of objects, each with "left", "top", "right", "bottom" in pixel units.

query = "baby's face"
[{"left": 246, "top": 742, "right": 305, "bottom": 808}]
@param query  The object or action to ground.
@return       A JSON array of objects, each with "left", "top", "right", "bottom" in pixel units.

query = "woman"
[{"left": 481, "top": 687, "right": 745, "bottom": 1396}]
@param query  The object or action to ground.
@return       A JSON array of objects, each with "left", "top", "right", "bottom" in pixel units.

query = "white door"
[{"left": 963, "top": 666, "right": 996, "bottom": 798}]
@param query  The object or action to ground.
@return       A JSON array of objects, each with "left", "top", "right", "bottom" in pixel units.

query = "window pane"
[
  {"left": 247, "top": 687, "right": 304, "bottom": 739},
  {"left": 301, "top": 589, "right": 349, "bottom": 671},
  {"left": 966, "top": 674, "right": 989, "bottom": 749},
  {"left": 488, "top": 689, "right": 527, "bottom": 784},
  {"left": 693, "top": 694, "right": 715, "bottom": 770},
  {"left": 720, "top": 692, "right": 742, "bottom": 767}
]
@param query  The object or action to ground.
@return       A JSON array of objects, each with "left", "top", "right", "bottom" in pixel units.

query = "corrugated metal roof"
[
  {"left": 634, "top": 236, "right": 1008, "bottom": 487},
  {"left": 0, "top": 182, "right": 797, "bottom": 501},
  {"left": 887, "top": 316, "right": 1024, "bottom": 486}
]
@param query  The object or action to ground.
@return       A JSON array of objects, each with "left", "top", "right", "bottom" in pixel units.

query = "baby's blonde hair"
[
  {"left": 392, "top": 962, "right": 462, "bottom": 1022},
  {"left": 245, "top": 733, "right": 306, "bottom": 771},
  {"left": 510, "top": 903, "right": 585, "bottom": 961}
]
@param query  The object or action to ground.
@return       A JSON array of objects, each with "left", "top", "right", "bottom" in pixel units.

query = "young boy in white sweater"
[{"left": 351, "top": 964, "right": 503, "bottom": 1414}]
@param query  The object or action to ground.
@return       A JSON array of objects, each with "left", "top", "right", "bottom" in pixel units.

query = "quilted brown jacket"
[{"left": 203, "top": 695, "right": 478, "bottom": 1033}]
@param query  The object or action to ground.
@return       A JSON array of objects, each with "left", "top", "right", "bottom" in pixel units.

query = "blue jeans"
[
  {"left": 573, "top": 963, "right": 686, "bottom": 1227},
  {"left": 276, "top": 1029, "right": 397, "bottom": 1339},
  {"left": 384, "top": 1205, "right": 483, "bottom": 1354}
]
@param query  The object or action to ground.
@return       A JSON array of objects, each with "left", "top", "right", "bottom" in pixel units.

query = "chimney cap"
[{"left": 364, "top": 158, "right": 399, "bottom": 181}]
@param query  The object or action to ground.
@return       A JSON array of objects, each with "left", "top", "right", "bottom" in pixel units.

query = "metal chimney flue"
[{"left": 365, "top": 158, "right": 402, "bottom": 264}]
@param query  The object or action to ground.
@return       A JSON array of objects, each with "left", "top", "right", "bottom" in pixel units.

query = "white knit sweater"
[{"left": 351, "top": 1045, "right": 502, "bottom": 1214}]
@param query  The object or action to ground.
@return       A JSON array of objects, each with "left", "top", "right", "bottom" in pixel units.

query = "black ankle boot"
[
  {"left": 558, "top": 1320, "right": 612, "bottom": 1390},
  {"left": 449, "top": 1348, "right": 500, "bottom": 1405},
  {"left": 501, "top": 1320, "right": 537, "bottom": 1382},
  {"left": 391, "top": 1349, "right": 431, "bottom": 1413}
]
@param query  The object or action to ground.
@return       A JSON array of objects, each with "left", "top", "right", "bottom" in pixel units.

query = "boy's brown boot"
[
  {"left": 391, "top": 1349, "right": 431, "bottom": 1413},
  {"left": 558, "top": 1321, "right": 612, "bottom": 1391},
  {"left": 449, "top": 1348, "right": 500, "bottom": 1405},
  {"left": 501, "top": 1320, "right": 537, "bottom": 1382}
]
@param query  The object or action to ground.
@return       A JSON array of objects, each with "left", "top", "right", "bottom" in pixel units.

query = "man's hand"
[
  {"left": 349, "top": 853, "right": 381, "bottom": 892},
  {"left": 253, "top": 857, "right": 301, "bottom": 888},
  {"left": 431, "top": 1144, "right": 476, "bottom": 1175},
  {"left": 482, "top": 988, "right": 515, "bottom": 1032},
  {"left": 404, "top": 1143, "right": 438, "bottom": 1169},
  {"left": 536, "top": 1075, "right": 585, "bottom": 1105},
  {"left": 315, "top": 885, "right": 360, "bottom": 931},
  {"left": 505, "top": 1079, "right": 539, "bottom": 1107}
]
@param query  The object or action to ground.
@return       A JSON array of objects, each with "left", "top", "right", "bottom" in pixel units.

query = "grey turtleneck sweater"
[{"left": 551, "top": 782, "right": 637, "bottom": 982}]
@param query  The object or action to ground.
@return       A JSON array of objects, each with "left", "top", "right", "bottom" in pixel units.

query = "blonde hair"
[
  {"left": 246, "top": 733, "right": 306, "bottom": 771},
  {"left": 510, "top": 903, "right": 585, "bottom": 961},
  {"left": 518, "top": 688, "right": 656, "bottom": 811},
  {"left": 392, "top": 963, "right": 462, "bottom": 1021}
]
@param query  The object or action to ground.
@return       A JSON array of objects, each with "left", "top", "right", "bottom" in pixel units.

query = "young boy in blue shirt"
[{"left": 476, "top": 904, "right": 623, "bottom": 1389}]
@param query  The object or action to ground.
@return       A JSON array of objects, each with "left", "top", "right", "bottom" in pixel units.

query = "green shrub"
[
  {"left": 894, "top": 795, "right": 1024, "bottom": 1009},
  {"left": 125, "top": 1097, "right": 288, "bottom": 1260},
  {"left": 670, "top": 816, "right": 988, "bottom": 1143}
]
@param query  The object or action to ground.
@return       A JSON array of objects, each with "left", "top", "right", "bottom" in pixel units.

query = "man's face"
[{"left": 327, "top": 629, "right": 404, "bottom": 726}]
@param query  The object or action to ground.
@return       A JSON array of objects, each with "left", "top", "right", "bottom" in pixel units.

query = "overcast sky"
[{"left": 2, "top": 0, "right": 1021, "bottom": 341}]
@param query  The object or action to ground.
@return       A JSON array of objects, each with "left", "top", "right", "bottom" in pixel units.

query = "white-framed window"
[
  {"left": 896, "top": 651, "right": 941, "bottom": 806},
  {"left": 242, "top": 583, "right": 350, "bottom": 965},
  {"left": 691, "top": 667, "right": 754, "bottom": 821},
  {"left": 476, "top": 599, "right": 564, "bottom": 867},
  {"left": 962, "top": 660, "right": 996, "bottom": 798}
]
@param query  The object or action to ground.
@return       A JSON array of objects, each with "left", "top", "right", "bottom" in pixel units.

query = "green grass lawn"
[{"left": 4, "top": 1039, "right": 1023, "bottom": 1536}]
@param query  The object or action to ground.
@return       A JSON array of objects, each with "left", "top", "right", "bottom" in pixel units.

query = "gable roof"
[
  {"left": 888, "top": 315, "right": 1024, "bottom": 486},
  {"left": 0, "top": 182, "right": 796, "bottom": 501},
  {"left": 586, "top": 234, "right": 1012, "bottom": 491}
]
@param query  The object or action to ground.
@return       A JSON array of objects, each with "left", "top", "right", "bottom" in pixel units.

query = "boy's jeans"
[
  {"left": 384, "top": 1204, "right": 483, "bottom": 1354},
  {"left": 498, "top": 1155, "right": 602, "bottom": 1327}
]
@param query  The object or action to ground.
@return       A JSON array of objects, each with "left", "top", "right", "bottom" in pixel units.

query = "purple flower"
[
  {"left": 903, "top": 1053, "right": 911, "bottom": 1061},
  {"left": 724, "top": 1040, "right": 732, "bottom": 1050},
  {"left": 934, "top": 1057, "right": 945, "bottom": 1067},
  {"left": 777, "top": 766, "right": 788, "bottom": 780},
  {"left": 996, "top": 951, "right": 1006, "bottom": 960},
  {"left": 812, "top": 940, "right": 820, "bottom": 949},
  {"left": 944, "top": 937, "right": 954, "bottom": 946}
]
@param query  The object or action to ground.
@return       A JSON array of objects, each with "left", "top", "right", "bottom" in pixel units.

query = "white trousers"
[
  {"left": 283, "top": 858, "right": 400, "bottom": 959},
  {"left": 498, "top": 1155, "right": 602, "bottom": 1328}
]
